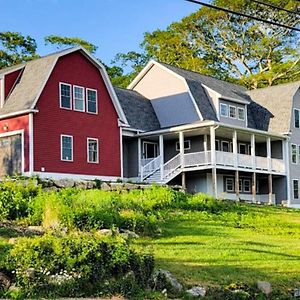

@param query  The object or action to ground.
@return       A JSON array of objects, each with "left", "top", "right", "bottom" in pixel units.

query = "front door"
[
  {"left": 0, "top": 134, "right": 22, "bottom": 176},
  {"left": 143, "top": 142, "right": 158, "bottom": 159}
]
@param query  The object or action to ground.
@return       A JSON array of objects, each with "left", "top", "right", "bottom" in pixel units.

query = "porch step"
[{"left": 145, "top": 169, "right": 162, "bottom": 183}]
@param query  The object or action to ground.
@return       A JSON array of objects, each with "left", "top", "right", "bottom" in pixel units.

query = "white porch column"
[
  {"left": 252, "top": 172, "right": 257, "bottom": 203},
  {"left": 204, "top": 134, "right": 208, "bottom": 164},
  {"left": 179, "top": 131, "right": 184, "bottom": 167},
  {"left": 284, "top": 139, "right": 291, "bottom": 207},
  {"left": 232, "top": 130, "right": 238, "bottom": 168},
  {"left": 159, "top": 135, "right": 164, "bottom": 181},
  {"left": 267, "top": 137, "right": 272, "bottom": 171},
  {"left": 251, "top": 134, "right": 256, "bottom": 170},
  {"left": 138, "top": 138, "right": 142, "bottom": 178},
  {"left": 268, "top": 174, "right": 273, "bottom": 205},
  {"left": 210, "top": 126, "right": 217, "bottom": 198}
]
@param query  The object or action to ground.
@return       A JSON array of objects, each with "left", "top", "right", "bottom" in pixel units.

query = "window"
[
  {"left": 87, "top": 89, "right": 98, "bottom": 114},
  {"left": 215, "top": 140, "right": 220, "bottom": 151},
  {"left": 61, "top": 135, "right": 73, "bottom": 161},
  {"left": 73, "top": 86, "right": 85, "bottom": 111},
  {"left": 87, "top": 138, "right": 99, "bottom": 163},
  {"left": 221, "top": 141, "right": 230, "bottom": 152},
  {"left": 143, "top": 142, "right": 158, "bottom": 159},
  {"left": 291, "top": 144, "right": 297, "bottom": 164},
  {"left": 59, "top": 83, "right": 72, "bottom": 109},
  {"left": 243, "top": 179, "right": 251, "bottom": 192},
  {"left": 220, "top": 103, "right": 228, "bottom": 117},
  {"left": 229, "top": 106, "right": 236, "bottom": 118},
  {"left": 239, "top": 143, "right": 247, "bottom": 154},
  {"left": 225, "top": 178, "right": 234, "bottom": 192},
  {"left": 294, "top": 109, "right": 300, "bottom": 128},
  {"left": 176, "top": 140, "right": 191, "bottom": 151},
  {"left": 293, "top": 179, "right": 299, "bottom": 199},
  {"left": 238, "top": 107, "right": 245, "bottom": 121}
]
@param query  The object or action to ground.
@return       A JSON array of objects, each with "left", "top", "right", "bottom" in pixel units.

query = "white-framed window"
[
  {"left": 87, "top": 138, "right": 99, "bottom": 163},
  {"left": 73, "top": 85, "right": 85, "bottom": 112},
  {"left": 293, "top": 179, "right": 299, "bottom": 199},
  {"left": 87, "top": 88, "right": 98, "bottom": 114},
  {"left": 61, "top": 135, "right": 73, "bottom": 161},
  {"left": 143, "top": 142, "right": 158, "bottom": 159},
  {"left": 176, "top": 140, "right": 191, "bottom": 151},
  {"left": 59, "top": 83, "right": 72, "bottom": 109},
  {"left": 294, "top": 109, "right": 300, "bottom": 128},
  {"left": 229, "top": 106, "right": 236, "bottom": 118},
  {"left": 238, "top": 107, "right": 245, "bottom": 121},
  {"left": 225, "top": 178, "right": 234, "bottom": 192},
  {"left": 221, "top": 141, "right": 230, "bottom": 152},
  {"left": 243, "top": 179, "right": 251, "bottom": 192},
  {"left": 291, "top": 144, "right": 297, "bottom": 164},
  {"left": 220, "top": 103, "right": 228, "bottom": 117}
]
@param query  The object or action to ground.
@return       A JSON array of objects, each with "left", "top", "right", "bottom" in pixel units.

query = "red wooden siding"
[
  {"left": 33, "top": 51, "right": 121, "bottom": 177},
  {"left": 4, "top": 69, "right": 23, "bottom": 99},
  {"left": 0, "top": 114, "right": 30, "bottom": 172}
]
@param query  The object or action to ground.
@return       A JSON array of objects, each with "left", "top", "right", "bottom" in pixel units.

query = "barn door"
[{"left": 0, "top": 134, "right": 22, "bottom": 176}]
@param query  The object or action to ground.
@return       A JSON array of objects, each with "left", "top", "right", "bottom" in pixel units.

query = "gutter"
[{"left": 0, "top": 109, "right": 39, "bottom": 120}]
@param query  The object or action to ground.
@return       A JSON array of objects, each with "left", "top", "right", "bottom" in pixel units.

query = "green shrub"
[
  {"left": 4, "top": 233, "right": 154, "bottom": 298},
  {"left": 0, "top": 178, "right": 40, "bottom": 221}
]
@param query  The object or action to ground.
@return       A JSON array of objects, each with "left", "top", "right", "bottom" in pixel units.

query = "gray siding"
[
  {"left": 219, "top": 99, "right": 247, "bottom": 127},
  {"left": 288, "top": 88, "right": 300, "bottom": 205},
  {"left": 123, "top": 139, "right": 139, "bottom": 179}
]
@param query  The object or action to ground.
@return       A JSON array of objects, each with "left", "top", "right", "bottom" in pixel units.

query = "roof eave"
[{"left": 0, "top": 109, "right": 38, "bottom": 120}]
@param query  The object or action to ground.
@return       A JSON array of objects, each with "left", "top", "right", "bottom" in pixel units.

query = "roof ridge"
[{"left": 248, "top": 80, "right": 300, "bottom": 92}]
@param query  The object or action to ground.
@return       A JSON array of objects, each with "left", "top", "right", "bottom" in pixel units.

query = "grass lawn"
[{"left": 135, "top": 204, "right": 300, "bottom": 290}]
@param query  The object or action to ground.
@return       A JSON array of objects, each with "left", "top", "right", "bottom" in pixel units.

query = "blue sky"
[{"left": 0, "top": 0, "right": 198, "bottom": 65}]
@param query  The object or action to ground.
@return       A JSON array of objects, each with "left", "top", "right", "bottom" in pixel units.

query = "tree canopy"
[{"left": 114, "top": 0, "right": 300, "bottom": 89}]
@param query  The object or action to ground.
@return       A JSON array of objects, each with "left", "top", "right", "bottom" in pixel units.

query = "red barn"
[{"left": 0, "top": 47, "right": 128, "bottom": 180}]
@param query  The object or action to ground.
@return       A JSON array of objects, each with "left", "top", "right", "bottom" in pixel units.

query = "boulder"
[
  {"left": 101, "top": 182, "right": 111, "bottom": 191},
  {"left": 8, "top": 238, "right": 17, "bottom": 245},
  {"left": 257, "top": 281, "right": 272, "bottom": 296},
  {"left": 26, "top": 226, "right": 45, "bottom": 235},
  {"left": 123, "top": 183, "right": 138, "bottom": 190},
  {"left": 74, "top": 181, "right": 89, "bottom": 189},
  {"left": 120, "top": 229, "right": 139, "bottom": 239},
  {"left": 152, "top": 269, "right": 183, "bottom": 294},
  {"left": 25, "top": 268, "right": 36, "bottom": 279},
  {"left": 53, "top": 179, "right": 75, "bottom": 188},
  {"left": 0, "top": 272, "right": 11, "bottom": 289},
  {"left": 186, "top": 286, "right": 206, "bottom": 297},
  {"left": 96, "top": 229, "right": 113, "bottom": 236},
  {"left": 294, "top": 288, "right": 300, "bottom": 297}
]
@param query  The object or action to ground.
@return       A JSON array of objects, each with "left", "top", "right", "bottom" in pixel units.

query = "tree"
[
  {"left": 114, "top": 0, "right": 300, "bottom": 88},
  {"left": 0, "top": 31, "right": 38, "bottom": 69},
  {"left": 44, "top": 35, "right": 98, "bottom": 54}
]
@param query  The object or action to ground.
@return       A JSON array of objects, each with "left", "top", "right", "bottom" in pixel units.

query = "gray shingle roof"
[
  {"left": 247, "top": 81, "right": 300, "bottom": 133},
  {"left": 114, "top": 87, "right": 161, "bottom": 131}
]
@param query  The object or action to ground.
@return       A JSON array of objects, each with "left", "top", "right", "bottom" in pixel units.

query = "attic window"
[
  {"left": 59, "top": 83, "right": 72, "bottom": 109},
  {"left": 73, "top": 86, "right": 85, "bottom": 112},
  {"left": 294, "top": 109, "right": 300, "bottom": 128},
  {"left": 238, "top": 107, "right": 245, "bottom": 121},
  {"left": 220, "top": 103, "right": 228, "bottom": 117}
]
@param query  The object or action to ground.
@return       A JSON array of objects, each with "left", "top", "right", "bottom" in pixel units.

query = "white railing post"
[
  {"left": 179, "top": 131, "right": 184, "bottom": 167},
  {"left": 251, "top": 134, "right": 256, "bottom": 170},
  {"left": 267, "top": 137, "right": 272, "bottom": 171},
  {"left": 159, "top": 135, "right": 164, "bottom": 181},
  {"left": 232, "top": 130, "right": 238, "bottom": 168},
  {"left": 204, "top": 134, "right": 208, "bottom": 164}
]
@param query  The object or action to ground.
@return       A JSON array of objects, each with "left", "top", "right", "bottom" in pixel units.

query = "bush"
[
  {"left": 3, "top": 233, "right": 154, "bottom": 298},
  {"left": 0, "top": 178, "right": 40, "bottom": 221}
]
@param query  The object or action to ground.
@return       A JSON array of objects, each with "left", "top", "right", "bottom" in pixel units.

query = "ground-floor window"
[
  {"left": 225, "top": 178, "right": 234, "bottom": 192},
  {"left": 225, "top": 177, "right": 253, "bottom": 193},
  {"left": 87, "top": 138, "right": 99, "bottom": 163},
  {"left": 293, "top": 179, "right": 299, "bottom": 199},
  {"left": 61, "top": 135, "right": 73, "bottom": 161}
]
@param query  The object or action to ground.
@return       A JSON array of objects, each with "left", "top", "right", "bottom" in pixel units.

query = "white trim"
[
  {"left": 239, "top": 143, "right": 247, "bottom": 154},
  {"left": 221, "top": 140, "right": 230, "bottom": 152},
  {"left": 293, "top": 108, "right": 300, "bottom": 129},
  {"left": 215, "top": 139, "right": 220, "bottom": 151},
  {"left": 142, "top": 141, "right": 158, "bottom": 159},
  {"left": 220, "top": 96, "right": 250, "bottom": 105},
  {"left": 0, "top": 78, "right": 5, "bottom": 108},
  {"left": 293, "top": 179, "right": 299, "bottom": 199},
  {"left": 0, "top": 109, "right": 38, "bottom": 120},
  {"left": 86, "top": 88, "right": 98, "bottom": 114},
  {"left": 0, "top": 129, "right": 25, "bottom": 174},
  {"left": 238, "top": 107, "right": 245, "bottom": 121},
  {"left": 59, "top": 82, "right": 72, "bottom": 110},
  {"left": 87, "top": 137, "right": 99, "bottom": 164},
  {"left": 73, "top": 85, "right": 85, "bottom": 112},
  {"left": 175, "top": 139, "right": 191, "bottom": 151},
  {"left": 29, "top": 113, "right": 34, "bottom": 175},
  {"left": 220, "top": 103, "right": 228, "bottom": 117},
  {"left": 60, "top": 134, "right": 73, "bottom": 162},
  {"left": 31, "top": 171, "right": 120, "bottom": 182},
  {"left": 225, "top": 178, "right": 234, "bottom": 192},
  {"left": 243, "top": 179, "right": 251, "bottom": 192},
  {"left": 229, "top": 105, "right": 237, "bottom": 119},
  {"left": 120, "top": 127, "right": 123, "bottom": 179}
]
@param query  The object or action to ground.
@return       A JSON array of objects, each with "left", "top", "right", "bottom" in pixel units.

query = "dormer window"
[
  {"left": 238, "top": 107, "right": 245, "bottom": 121},
  {"left": 59, "top": 83, "right": 72, "bottom": 109},
  {"left": 220, "top": 103, "right": 228, "bottom": 117},
  {"left": 229, "top": 106, "right": 236, "bottom": 118},
  {"left": 294, "top": 109, "right": 300, "bottom": 128}
]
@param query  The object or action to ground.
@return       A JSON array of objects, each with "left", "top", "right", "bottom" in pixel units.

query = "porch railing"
[
  {"left": 163, "top": 153, "right": 181, "bottom": 179},
  {"left": 141, "top": 155, "right": 161, "bottom": 180}
]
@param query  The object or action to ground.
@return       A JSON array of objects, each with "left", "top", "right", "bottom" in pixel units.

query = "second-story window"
[
  {"left": 73, "top": 86, "right": 85, "bottom": 112},
  {"left": 238, "top": 108, "right": 245, "bottom": 121},
  {"left": 60, "top": 83, "right": 72, "bottom": 109},
  {"left": 291, "top": 144, "right": 297, "bottom": 164},
  {"left": 294, "top": 109, "right": 300, "bottom": 128},
  {"left": 87, "top": 89, "right": 98, "bottom": 114},
  {"left": 220, "top": 103, "right": 228, "bottom": 117},
  {"left": 229, "top": 106, "right": 236, "bottom": 118}
]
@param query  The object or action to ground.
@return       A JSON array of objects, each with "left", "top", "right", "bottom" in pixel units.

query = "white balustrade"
[
  {"left": 141, "top": 156, "right": 161, "bottom": 180},
  {"left": 237, "top": 153, "right": 253, "bottom": 169},
  {"left": 256, "top": 156, "right": 269, "bottom": 171},
  {"left": 216, "top": 151, "right": 235, "bottom": 167},
  {"left": 271, "top": 158, "right": 285, "bottom": 173},
  {"left": 163, "top": 153, "right": 181, "bottom": 179},
  {"left": 183, "top": 151, "right": 211, "bottom": 167}
]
